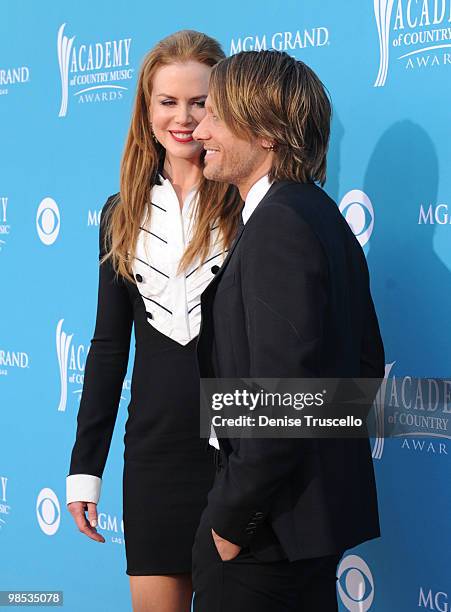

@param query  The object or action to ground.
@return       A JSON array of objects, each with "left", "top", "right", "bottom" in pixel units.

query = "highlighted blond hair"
[
  {"left": 209, "top": 50, "right": 331, "bottom": 186},
  {"left": 104, "top": 30, "right": 241, "bottom": 280}
]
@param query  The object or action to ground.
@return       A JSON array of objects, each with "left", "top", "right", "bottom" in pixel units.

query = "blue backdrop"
[{"left": 1, "top": 1, "right": 450, "bottom": 610}]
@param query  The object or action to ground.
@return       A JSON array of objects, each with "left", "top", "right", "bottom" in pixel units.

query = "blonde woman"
[{"left": 66, "top": 31, "right": 240, "bottom": 612}]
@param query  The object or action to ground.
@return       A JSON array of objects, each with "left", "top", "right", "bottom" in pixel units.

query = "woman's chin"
[{"left": 164, "top": 141, "right": 203, "bottom": 162}]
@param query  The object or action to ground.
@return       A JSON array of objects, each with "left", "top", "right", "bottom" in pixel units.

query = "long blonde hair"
[{"left": 103, "top": 30, "right": 241, "bottom": 281}]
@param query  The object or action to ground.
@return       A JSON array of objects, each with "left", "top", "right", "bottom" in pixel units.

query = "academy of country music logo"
[
  {"left": 36, "top": 197, "right": 60, "bottom": 245},
  {"left": 371, "top": 361, "right": 450, "bottom": 459},
  {"left": 374, "top": 0, "right": 451, "bottom": 87},
  {"left": 36, "top": 488, "right": 60, "bottom": 536},
  {"left": 229, "top": 26, "right": 330, "bottom": 54},
  {"left": 0, "top": 476, "right": 11, "bottom": 530},
  {"left": 371, "top": 361, "right": 396, "bottom": 460},
  {"left": 339, "top": 189, "right": 375, "bottom": 247},
  {"left": 0, "top": 196, "right": 10, "bottom": 251},
  {"left": 56, "top": 318, "right": 87, "bottom": 412},
  {"left": 337, "top": 554, "right": 375, "bottom": 612},
  {"left": 56, "top": 318, "right": 130, "bottom": 412},
  {"left": 0, "top": 65, "right": 30, "bottom": 96},
  {"left": 57, "top": 23, "right": 134, "bottom": 117}
]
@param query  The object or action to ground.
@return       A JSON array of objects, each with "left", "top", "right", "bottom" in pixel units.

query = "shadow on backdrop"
[{"left": 364, "top": 120, "right": 451, "bottom": 377}]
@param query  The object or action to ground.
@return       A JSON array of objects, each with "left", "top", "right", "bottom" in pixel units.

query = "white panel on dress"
[{"left": 131, "top": 177, "right": 225, "bottom": 346}]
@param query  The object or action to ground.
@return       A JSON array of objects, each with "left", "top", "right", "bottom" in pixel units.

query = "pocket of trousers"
[{"left": 209, "top": 528, "right": 251, "bottom": 563}]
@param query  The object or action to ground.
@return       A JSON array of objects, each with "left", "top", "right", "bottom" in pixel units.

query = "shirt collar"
[
  {"left": 242, "top": 174, "right": 273, "bottom": 224},
  {"left": 151, "top": 174, "right": 197, "bottom": 212}
]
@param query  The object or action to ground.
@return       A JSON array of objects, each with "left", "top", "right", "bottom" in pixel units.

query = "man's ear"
[{"left": 261, "top": 138, "right": 276, "bottom": 151}]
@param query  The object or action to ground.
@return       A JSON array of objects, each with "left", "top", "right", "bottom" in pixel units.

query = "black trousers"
[{"left": 192, "top": 509, "right": 342, "bottom": 612}]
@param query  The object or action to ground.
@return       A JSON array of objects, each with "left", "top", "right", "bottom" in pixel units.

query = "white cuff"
[
  {"left": 209, "top": 437, "right": 220, "bottom": 449},
  {"left": 66, "top": 474, "right": 102, "bottom": 505},
  {"left": 209, "top": 424, "right": 220, "bottom": 450}
]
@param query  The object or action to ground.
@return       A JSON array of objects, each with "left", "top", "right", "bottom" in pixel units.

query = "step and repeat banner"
[{"left": 1, "top": 1, "right": 450, "bottom": 610}]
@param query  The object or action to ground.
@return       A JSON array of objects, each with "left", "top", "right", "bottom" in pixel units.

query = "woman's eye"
[{"left": 160, "top": 100, "right": 205, "bottom": 108}]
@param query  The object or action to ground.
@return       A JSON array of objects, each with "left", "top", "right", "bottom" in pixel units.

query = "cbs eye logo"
[
  {"left": 339, "top": 190, "right": 374, "bottom": 247},
  {"left": 337, "top": 554, "right": 374, "bottom": 611},
  {"left": 36, "top": 487, "right": 61, "bottom": 536},
  {"left": 36, "top": 197, "right": 60, "bottom": 245}
]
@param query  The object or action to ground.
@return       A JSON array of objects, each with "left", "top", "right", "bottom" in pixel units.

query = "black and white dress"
[{"left": 66, "top": 175, "right": 225, "bottom": 575}]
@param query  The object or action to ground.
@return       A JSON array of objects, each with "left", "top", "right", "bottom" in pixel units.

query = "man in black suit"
[{"left": 191, "top": 50, "right": 385, "bottom": 611}]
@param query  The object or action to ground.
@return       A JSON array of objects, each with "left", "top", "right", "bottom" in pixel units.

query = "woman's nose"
[{"left": 175, "top": 105, "right": 191, "bottom": 125}]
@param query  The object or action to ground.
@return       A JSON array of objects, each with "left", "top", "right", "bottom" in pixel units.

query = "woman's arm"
[{"left": 66, "top": 196, "right": 133, "bottom": 503}]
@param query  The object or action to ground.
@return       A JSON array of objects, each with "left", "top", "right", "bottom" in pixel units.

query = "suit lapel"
[
  {"left": 198, "top": 181, "right": 290, "bottom": 361},
  {"left": 209, "top": 224, "right": 244, "bottom": 285}
]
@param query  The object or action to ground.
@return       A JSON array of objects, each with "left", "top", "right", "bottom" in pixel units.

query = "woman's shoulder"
[
  {"left": 101, "top": 192, "right": 120, "bottom": 218},
  {"left": 98, "top": 194, "right": 120, "bottom": 253}
]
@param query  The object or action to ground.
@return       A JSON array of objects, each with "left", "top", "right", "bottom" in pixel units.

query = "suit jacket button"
[
  {"left": 147, "top": 312, "right": 153, "bottom": 320},
  {"left": 136, "top": 273, "right": 143, "bottom": 282},
  {"left": 211, "top": 265, "right": 220, "bottom": 275}
]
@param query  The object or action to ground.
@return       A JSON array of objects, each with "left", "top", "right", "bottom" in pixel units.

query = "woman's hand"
[{"left": 67, "top": 501, "right": 105, "bottom": 543}]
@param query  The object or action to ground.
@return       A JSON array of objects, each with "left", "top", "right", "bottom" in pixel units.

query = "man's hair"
[{"left": 209, "top": 50, "right": 332, "bottom": 185}]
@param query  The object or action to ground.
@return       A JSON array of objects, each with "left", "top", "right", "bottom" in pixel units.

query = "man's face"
[{"left": 192, "top": 95, "right": 268, "bottom": 189}]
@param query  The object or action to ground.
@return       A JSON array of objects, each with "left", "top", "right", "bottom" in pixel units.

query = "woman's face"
[{"left": 149, "top": 61, "right": 211, "bottom": 163}]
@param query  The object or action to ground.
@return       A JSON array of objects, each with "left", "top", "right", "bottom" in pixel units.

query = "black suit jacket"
[{"left": 197, "top": 180, "right": 385, "bottom": 562}]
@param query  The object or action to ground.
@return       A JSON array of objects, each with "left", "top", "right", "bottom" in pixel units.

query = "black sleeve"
[
  {"left": 68, "top": 196, "right": 133, "bottom": 477},
  {"left": 360, "top": 275, "right": 385, "bottom": 379},
  {"left": 207, "top": 204, "right": 329, "bottom": 546}
]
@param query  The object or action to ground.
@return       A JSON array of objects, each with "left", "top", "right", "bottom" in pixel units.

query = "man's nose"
[{"left": 193, "top": 116, "right": 208, "bottom": 141}]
